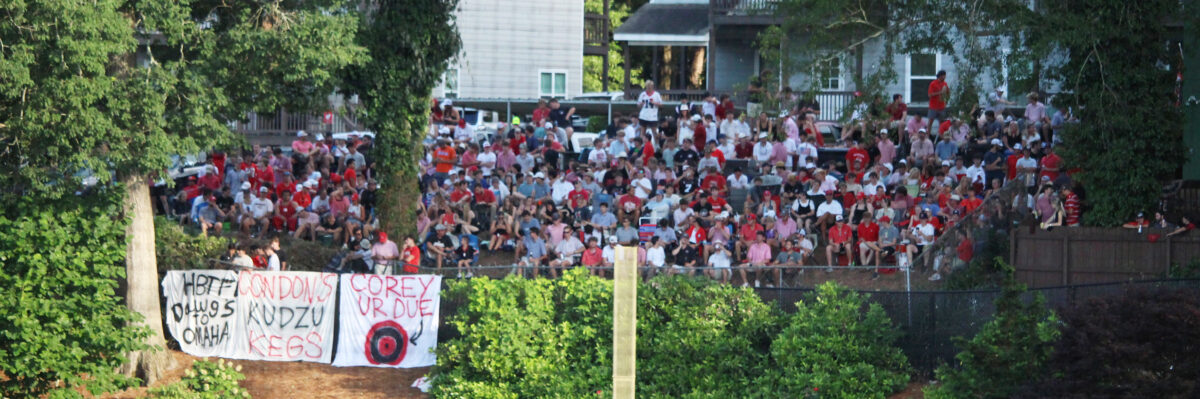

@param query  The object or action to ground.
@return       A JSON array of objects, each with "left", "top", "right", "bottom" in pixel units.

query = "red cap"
[
  {"left": 879, "top": 216, "right": 891, "bottom": 223},
  {"left": 748, "top": 214, "right": 757, "bottom": 220},
  {"left": 856, "top": 192, "right": 867, "bottom": 200}
]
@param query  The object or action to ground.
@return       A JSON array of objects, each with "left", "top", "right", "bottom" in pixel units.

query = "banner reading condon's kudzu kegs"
[{"left": 160, "top": 270, "right": 440, "bottom": 368}]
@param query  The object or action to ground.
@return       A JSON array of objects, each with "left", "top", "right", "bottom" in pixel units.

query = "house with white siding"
[{"left": 433, "top": 0, "right": 591, "bottom": 100}]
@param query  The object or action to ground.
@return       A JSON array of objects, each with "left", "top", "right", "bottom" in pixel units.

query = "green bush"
[
  {"left": 925, "top": 279, "right": 1060, "bottom": 399},
  {"left": 944, "top": 230, "right": 1012, "bottom": 290},
  {"left": 1168, "top": 258, "right": 1200, "bottom": 279},
  {"left": 0, "top": 195, "right": 149, "bottom": 398},
  {"left": 432, "top": 273, "right": 913, "bottom": 398},
  {"left": 149, "top": 359, "right": 250, "bottom": 399},
  {"left": 758, "top": 282, "right": 910, "bottom": 398},
  {"left": 587, "top": 115, "right": 607, "bottom": 133},
  {"left": 637, "top": 276, "right": 782, "bottom": 398},
  {"left": 155, "top": 216, "right": 228, "bottom": 271}
]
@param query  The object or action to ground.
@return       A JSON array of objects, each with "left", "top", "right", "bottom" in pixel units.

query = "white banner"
[
  {"left": 162, "top": 270, "right": 240, "bottom": 358},
  {"left": 231, "top": 270, "right": 338, "bottom": 363},
  {"left": 333, "top": 274, "right": 441, "bottom": 368}
]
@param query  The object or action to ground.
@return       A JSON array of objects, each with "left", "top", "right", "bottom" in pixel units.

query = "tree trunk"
[{"left": 118, "top": 174, "right": 176, "bottom": 384}]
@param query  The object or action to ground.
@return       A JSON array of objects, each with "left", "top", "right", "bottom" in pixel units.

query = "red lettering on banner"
[
  {"left": 419, "top": 299, "right": 434, "bottom": 317},
  {"left": 247, "top": 330, "right": 267, "bottom": 356},
  {"left": 268, "top": 335, "right": 284, "bottom": 358},
  {"left": 372, "top": 297, "right": 386, "bottom": 318},
  {"left": 350, "top": 273, "right": 367, "bottom": 292},
  {"left": 306, "top": 332, "right": 324, "bottom": 359},
  {"left": 287, "top": 336, "right": 305, "bottom": 358},
  {"left": 418, "top": 276, "right": 435, "bottom": 300}
]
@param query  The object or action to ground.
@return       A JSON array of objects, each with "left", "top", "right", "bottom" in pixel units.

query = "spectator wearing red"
[
  {"left": 273, "top": 190, "right": 301, "bottom": 233},
  {"left": 825, "top": 215, "right": 853, "bottom": 268},
  {"left": 857, "top": 213, "right": 881, "bottom": 267},
  {"left": 846, "top": 141, "right": 871, "bottom": 179},
  {"left": 1063, "top": 187, "right": 1081, "bottom": 226},
  {"left": 735, "top": 214, "right": 764, "bottom": 261},
  {"left": 927, "top": 70, "right": 950, "bottom": 125}
]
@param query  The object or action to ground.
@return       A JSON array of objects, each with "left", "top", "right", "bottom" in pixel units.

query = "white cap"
[
  {"left": 758, "top": 133, "right": 768, "bottom": 139},
  {"left": 884, "top": 163, "right": 894, "bottom": 172},
  {"left": 880, "top": 128, "right": 889, "bottom": 134},
  {"left": 1013, "top": 143, "right": 1023, "bottom": 150},
  {"left": 240, "top": 182, "right": 251, "bottom": 190},
  {"left": 951, "top": 194, "right": 962, "bottom": 201},
  {"left": 691, "top": 114, "right": 702, "bottom": 122},
  {"left": 438, "top": 126, "right": 451, "bottom": 134},
  {"left": 305, "top": 180, "right": 318, "bottom": 188},
  {"left": 296, "top": 130, "right": 307, "bottom": 137},
  {"left": 534, "top": 172, "right": 545, "bottom": 179},
  {"left": 990, "top": 138, "right": 1003, "bottom": 146},
  {"left": 941, "top": 160, "right": 951, "bottom": 167},
  {"left": 797, "top": 229, "right": 807, "bottom": 235},
  {"left": 441, "top": 99, "right": 453, "bottom": 107},
  {"left": 310, "top": 171, "right": 322, "bottom": 181},
  {"left": 835, "top": 215, "right": 844, "bottom": 221},
  {"left": 805, "top": 163, "right": 816, "bottom": 169},
  {"left": 315, "top": 133, "right": 325, "bottom": 141},
  {"left": 259, "top": 186, "right": 269, "bottom": 192},
  {"left": 608, "top": 236, "right": 618, "bottom": 243},
  {"left": 544, "top": 122, "right": 554, "bottom": 129},
  {"left": 918, "top": 128, "right": 927, "bottom": 133}
]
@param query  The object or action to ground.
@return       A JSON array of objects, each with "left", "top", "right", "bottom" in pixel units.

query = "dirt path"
[{"left": 100, "top": 350, "right": 430, "bottom": 399}]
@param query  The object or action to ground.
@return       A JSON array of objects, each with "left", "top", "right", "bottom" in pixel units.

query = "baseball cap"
[
  {"left": 315, "top": 133, "right": 325, "bottom": 141},
  {"left": 758, "top": 133, "right": 768, "bottom": 139},
  {"left": 835, "top": 215, "right": 844, "bottom": 221},
  {"left": 544, "top": 122, "right": 554, "bottom": 129},
  {"left": 259, "top": 187, "right": 269, "bottom": 192},
  {"left": 951, "top": 194, "right": 962, "bottom": 201},
  {"left": 879, "top": 216, "right": 891, "bottom": 223},
  {"left": 360, "top": 239, "right": 371, "bottom": 250},
  {"left": 691, "top": 114, "right": 701, "bottom": 122},
  {"left": 884, "top": 163, "right": 894, "bottom": 172},
  {"left": 918, "top": 128, "right": 927, "bottom": 133},
  {"left": 296, "top": 130, "right": 307, "bottom": 137},
  {"left": 608, "top": 236, "right": 618, "bottom": 243},
  {"left": 442, "top": 99, "right": 453, "bottom": 107},
  {"left": 1013, "top": 143, "right": 1023, "bottom": 150},
  {"left": 534, "top": 172, "right": 545, "bottom": 179},
  {"left": 240, "top": 182, "right": 251, "bottom": 190},
  {"left": 990, "top": 138, "right": 1003, "bottom": 146},
  {"left": 941, "top": 160, "right": 951, "bottom": 167},
  {"left": 434, "top": 224, "right": 447, "bottom": 231},
  {"left": 880, "top": 128, "right": 889, "bottom": 134}
]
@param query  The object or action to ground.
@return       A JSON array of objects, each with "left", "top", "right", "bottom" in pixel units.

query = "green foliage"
[
  {"left": 1168, "top": 258, "right": 1200, "bottom": 279},
  {"left": 583, "top": 0, "right": 642, "bottom": 93},
  {"left": 587, "top": 115, "right": 608, "bottom": 133},
  {"left": 926, "top": 275, "right": 1060, "bottom": 399},
  {"left": 341, "top": 0, "right": 460, "bottom": 236},
  {"left": 431, "top": 268, "right": 612, "bottom": 398},
  {"left": 637, "top": 276, "right": 782, "bottom": 398},
  {"left": 154, "top": 217, "right": 228, "bottom": 271},
  {"left": 944, "top": 231, "right": 1012, "bottom": 290},
  {"left": 1042, "top": 0, "right": 1189, "bottom": 226},
  {"left": 433, "top": 275, "right": 911, "bottom": 398},
  {"left": 759, "top": 282, "right": 910, "bottom": 399},
  {"left": 0, "top": 195, "right": 149, "bottom": 398},
  {"left": 1016, "top": 287, "right": 1200, "bottom": 397},
  {"left": 149, "top": 359, "right": 250, "bottom": 399}
]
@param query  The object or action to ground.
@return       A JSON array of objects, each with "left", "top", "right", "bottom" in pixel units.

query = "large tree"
[
  {"left": 0, "top": 0, "right": 364, "bottom": 387},
  {"left": 1038, "top": 0, "right": 1189, "bottom": 225},
  {"left": 341, "top": 0, "right": 460, "bottom": 236}
]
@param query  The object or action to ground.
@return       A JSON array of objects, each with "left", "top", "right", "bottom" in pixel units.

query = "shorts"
[
  {"left": 775, "top": 252, "right": 805, "bottom": 264},
  {"left": 638, "top": 119, "right": 659, "bottom": 129},
  {"left": 373, "top": 264, "right": 393, "bottom": 275},
  {"left": 927, "top": 108, "right": 948, "bottom": 122},
  {"left": 880, "top": 246, "right": 897, "bottom": 257},
  {"left": 858, "top": 241, "right": 878, "bottom": 251}
]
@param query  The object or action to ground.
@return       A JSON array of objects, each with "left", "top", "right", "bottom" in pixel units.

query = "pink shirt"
[
  {"left": 770, "top": 142, "right": 789, "bottom": 164},
  {"left": 775, "top": 217, "right": 797, "bottom": 240},
  {"left": 329, "top": 197, "right": 350, "bottom": 217},
  {"left": 877, "top": 140, "right": 896, "bottom": 165},
  {"left": 747, "top": 242, "right": 772, "bottom": 264},
  {"left": 545, "top": 223, "right": 567, "bottom": 247},
  {"left": 292, "top": 140, "right": 314, "bottom": 154},
  {"left": 371, "top": 241, "right": 400, "bottom": 265},
  {"left": 784, "top": 117, "right": 800, "bottom": 141}
]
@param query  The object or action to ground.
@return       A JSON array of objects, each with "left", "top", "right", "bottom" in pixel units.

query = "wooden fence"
[{"left": 1012, "top": 227, "right": 1200, "bottom": 287}]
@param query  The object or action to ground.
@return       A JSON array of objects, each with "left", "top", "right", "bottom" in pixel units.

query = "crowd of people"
[{"left": 160, "top": 72, "right": 1118, "bottom": 286}]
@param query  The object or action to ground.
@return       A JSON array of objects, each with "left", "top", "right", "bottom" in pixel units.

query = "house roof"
[{"left": 613, "top": 3, "right": 709, "bottom": 46}]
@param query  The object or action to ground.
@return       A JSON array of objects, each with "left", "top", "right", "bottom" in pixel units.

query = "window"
[
  {"left": 442, "top": 68, "right": 459, "bottom": 99},
  {"left": 539, "top": 70, "right": 567, "bottom": 98},
  {"left": 814, "top": 57, "right": 842, "bottom": 91},
  {"left": 907, "top": 53, "right": 940, "bottom": 103}
]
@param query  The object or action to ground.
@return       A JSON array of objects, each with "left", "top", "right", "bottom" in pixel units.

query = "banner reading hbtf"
[{"left": 162, "top": 270, "right": 441, "bottom": 368}]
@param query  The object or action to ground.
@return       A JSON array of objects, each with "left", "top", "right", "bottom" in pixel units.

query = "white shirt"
[
  {"left": 588, "top": 147, "right": 609, "bottom": 165},
  {"left": 717, "top": 142, "right": 736, "bottom": 159},
  {"left": 753, "top": 142, "right": 774, "bottom": 163},
  {"left": 602, "top": 245, "right": 617, "bottom": 264},
  {"left": 965, "top": 164, "right": 986, "bottom": 184},
  {"left": 708, "top": 250, "right": 732, "bottom": 268},
  {"left": 677, "top": 125, "right": 694, "bottom": 146},
  {"left": 796, "top": 142, "right": 819, "bottom": 164},
  {"left": 551, "top": 179, "right": 574, "bottom": 204},
  {"left": 816, "top": 200, "right": 844, "bottom": 218},
  {"left": 913, "top": 223, "right": 936, "bottom": 245},
  {"left": 727, "top": 174, "right": 750, "bottom": 189},
  {"left": 637, "top": 91, "right": 663, "bottom": 122},
  {"left": 555, "top": 237, "right": 585, "bottom": 259},
  {"left": 623, "top": 124, "right": 639, "bottom": 144},
  {"left": 701, "top": 101, "right": 717, "bottom": 119},
  {"left": 477, "top": 151, "right": 497, "bottom": 176},
  {"left": 266, "top": 253, "right": 281, "bottom": 271},
  {"left": 673, "top": 207, "right": 695, "bottom": 227},
  {"left": 647, "top": 246, "right": 666, "bottom": 267},
  {"left": 632, "top": 177, "right": 653, "bottom": 199},
  {"left": 250, "top": 197, "right": 274, "bottom": 219}
]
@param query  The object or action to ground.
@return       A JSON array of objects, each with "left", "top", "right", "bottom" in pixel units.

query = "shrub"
[
  {"left": 637, "top": 276, "right": 782, "bottom": 398},
  {"left": 0, "top": 196, "right": 149, "bottom": 398},
  {"left": 154, "top": 216, "right": 227, "bottom": 271},
  {"left": 149, "top": 359, "right": 250, "bottom": 398},
  {"left": 1015, "top": 287, "right": 1200, "bottom": 398},
  {"left": 758, "top": 282, "right": 910, "bottom": 399},
  {"left": 925, "top": 278, "right": 1060, "bottom": 399},
  {"left": 587, "top": 115, "right": 607, "bottom": 133}
]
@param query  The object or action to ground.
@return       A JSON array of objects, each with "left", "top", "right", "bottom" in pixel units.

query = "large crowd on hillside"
[{"left": 164, "top": 72, "right": 1102, "bottom": 286}]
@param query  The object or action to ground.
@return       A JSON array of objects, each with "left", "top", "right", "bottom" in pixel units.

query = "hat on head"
[
  {"left": 1013, "top": 143, "right": 1023, "bottom": 150},
  {"left": 884, "top": 163, "right": 894, "bottom": 172},
  {"left": 360, "top": 239, "right": 371, "bottom": 250},
  {"left": 856, "top": 192, "right": 866, "bottom": 200},
  {"left": 1137, "top": 212, "right": 1145, "bottom": 218},
  {"left": 441, "top": 99, "right": 453, "bottom": 107},
  {"left": 899, "top": 159, "right": 908, "bottom": 164},
  {"left": 805, "top": 162, "right": 817, "bottom": 169},
  {"left": 951, "top": 194, "right": 962, "bottom": 201},
  {"left": 879, "top": 216, "right": 891, "bottom": 223},
  {"left": 990, "top": 138, "right": 1003, "bottom": 146},
  {"left": 608, "top": 236, "right": 618, "bottom": 243},
  {"left": 880, "top": 128, "right": 889, "bottom": 134},
  {"left": 544, "top": 122, "right": 554, "bottom": 129},
  {"left": 534, "top": 172, "right": 545, "bottom": 179},
  {"left": 435, "top": 223, "right": 447, "bottom": 231},
  {"left": 691, "top": 114, "right": 702, "bottom": 122},
  {"left": 797, "top": 229, "right": 807, "bottom": 235},
  {"left": 315, "top": 133, "right": 325, "bottom": 141},
  {"left": 1041, "top": 175, "right": 1051, "bottom": 181},
  {"left": 918, "top": 128, "right": 927, "bottom": 133},
  {"left": 941, "top": 160, "right": 951, "bottom": 167},
  {"left": 241, "top": 182, "right": 252, "bottom": 190},
  {"left": 758, "top": 133, "right": 768, "bottom": 139},
  {"left": 835, "top": 215, "right": 844, "bottom": 221},
  {"left": 259, "top": 187, "right": 269, "bottom": 192},
  {"left": 296, "top": 130, "right": 307, "bottom": 137},
  {"left": 188, "top": 175, "right": 197, "bottom": 181}
]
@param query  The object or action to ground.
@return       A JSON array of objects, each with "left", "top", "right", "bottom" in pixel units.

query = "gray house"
[{"left": 614, "top": 0, "right": 1022, "bottom": 119}]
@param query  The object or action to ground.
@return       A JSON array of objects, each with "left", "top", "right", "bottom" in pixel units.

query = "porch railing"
[
  {"left": 229, "top": 108, "right": 362, "bottom": 136},
  {"left": 711, "top": 0, "right": 778, "bottom": 15}
]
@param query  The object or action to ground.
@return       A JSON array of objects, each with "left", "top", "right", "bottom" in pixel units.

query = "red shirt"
[
  {"left": 293, "top": 191, "right": 312, "bottom": 209},
  {"left": 617, "top": 194, "right": 641, "bottom": 210},
  {"left": 344, "top": 168, "right": 357, "bottom": 185},
  {"left": 532, "top": 107, "right": 550, "bottom": 127},
  {"left": 475, "top": 189, "right": 496, "bottom": 204},
  {"left": 449, "top": 188, "right": 472, "bottom": 204},
  {"left": 846, "top": 147, "right": 870, "bottom": 174},
  {"left": 735, "top": 141, "right": 754, "bottom": 158},
  {"left": 828, "top": 224, "right": 853, "bottom": 244},
  {"left": 928, "top": 79, "right": 948, "bottom": 111},
  {"left": 858, "top": 222, "right": 880, "bottom": 242},
  {"left": 707, "top": 195, "right": 728, "bottom": 210},
  {"left": 509, "top": 134, "right": 526, "bottom": 154},
  {"left": 642, "top": 141, "right": 655, "bottom": 166},
  {"left": 939, "top": 120, "right": 952, "bottom": 135},
  {"left": 694, "top": 124, "right": 707, "bottom": 148},
  {"left": 957, "top": 238, "right": 974, "bottom": 262},
  {"left": 702, "top": 174, "right": 726, "bottom": 192},
  {"left": 275, "top": 181, "right": 296, "bottom": 199},
  {"left": 962, "top": 196, "right": 983, "bottom": 213},
  {"left": 182, "top": 184, "right": 202, "bottom": 202},
  {"left": 684, "top": 225, "right": 707, "bottom": 244},
  {"left": 581, "top": 247, "right": 603, "bottom": 266},
  {"left": 433, "top": 146, "right": 457, "bottom": 173},
  {"left": 886, "top": 102, "right": 908, "bottom": 121},
  {"left": 199, "top": 173, "right": 222, "bottom": 191},
  {"left": 1064, "top": 192, "right": 1080, "bottom": 225},
  {"left": 568, "top": 189, "right": 590, "bottom": 208},
  {"left": 739, "top": 222, "right": 763, "bottom": 242},
  {"left": 1039, "top": 153, "right": 1062, "bottom": 181},
  {"left": 1006, "top": 154, "right": 1020, "bottom": 181},
  {"left": 711, "top": 149, "right": 726, "bottom": 166}
]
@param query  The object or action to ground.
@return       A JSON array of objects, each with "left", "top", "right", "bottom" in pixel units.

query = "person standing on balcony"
[
  {"left": 927, "top": 70, "right": 950, "bottom": 128},
  {"left": 637, "top": 80, "right": 663, "bottom": 137}
]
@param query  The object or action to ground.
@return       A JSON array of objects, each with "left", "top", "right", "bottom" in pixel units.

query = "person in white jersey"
[{"left": 637, "top": 80, "right": 663, "bottom": 136}]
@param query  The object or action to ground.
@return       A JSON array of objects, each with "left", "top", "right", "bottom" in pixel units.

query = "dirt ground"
[{"left": 100, "top": 350, "right": 431, "bottom": 399}]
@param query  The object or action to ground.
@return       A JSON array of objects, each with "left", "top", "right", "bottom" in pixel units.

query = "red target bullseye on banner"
[{"left": 365, "top": 321, "right": 408, "bottom": 365}]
